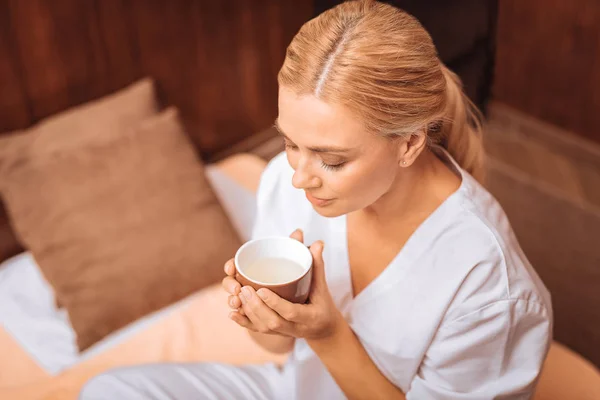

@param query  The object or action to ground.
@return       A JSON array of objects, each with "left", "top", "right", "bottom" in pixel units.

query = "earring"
[{"left": 401, "top": 160, "right": 407, "bottom": 166}]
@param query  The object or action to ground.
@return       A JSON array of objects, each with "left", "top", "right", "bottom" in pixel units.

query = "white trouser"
[{"left": 79, "top": 362, "right": 283, "bottom": 400}]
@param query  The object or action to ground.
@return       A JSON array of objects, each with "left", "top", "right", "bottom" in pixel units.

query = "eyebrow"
[{"left": 273, "top": 119, "right": 352, "bottom": 154}]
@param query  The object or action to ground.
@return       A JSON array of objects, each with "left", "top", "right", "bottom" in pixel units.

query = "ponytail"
[{"left": 439, "top": 65, "right": 485, "bottom": 183}]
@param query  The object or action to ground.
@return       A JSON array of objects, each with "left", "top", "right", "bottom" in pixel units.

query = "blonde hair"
[{"left": 278, "top": 0, "right": 485, "bottom": 182}]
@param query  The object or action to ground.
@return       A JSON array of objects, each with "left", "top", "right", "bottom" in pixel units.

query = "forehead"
[{"left": 277, "top": 87, "right": 367, "bottom": 147}]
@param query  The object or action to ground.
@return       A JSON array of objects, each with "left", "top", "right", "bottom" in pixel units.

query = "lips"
[{"left": 305, "top": 192, "right": 333, "bottom": 206}]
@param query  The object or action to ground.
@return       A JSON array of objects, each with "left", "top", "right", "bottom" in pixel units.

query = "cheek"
[{"left": 331, "top": 158, "right": 397, "bottom": 203}]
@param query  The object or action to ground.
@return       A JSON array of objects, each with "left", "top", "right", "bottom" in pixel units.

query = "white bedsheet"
[{"left": 0, "top": 166, "right": 257, "bottom": 374}]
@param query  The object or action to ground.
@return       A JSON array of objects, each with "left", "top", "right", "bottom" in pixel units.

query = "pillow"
[
  {"left": 0, "top": 107, "right": 241, "bottom": 351},
  {"left": 0, "top": 78, "right": 158, "bottom": 266}
]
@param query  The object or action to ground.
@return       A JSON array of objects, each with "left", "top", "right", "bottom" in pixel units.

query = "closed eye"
[
  {"left": 284, "top": 138, "right": 346, "bottom": 171},
  {"left": 321, "top": 161, "right": 346, "bottom": 171}
]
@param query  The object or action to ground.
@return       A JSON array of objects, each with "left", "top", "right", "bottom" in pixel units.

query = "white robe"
[{"left": 254, "top": 150, "right": 552, "bottom": 399}]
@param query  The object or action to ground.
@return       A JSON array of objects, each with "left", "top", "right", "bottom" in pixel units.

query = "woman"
[{"left": 81, "top": 1, "right": 552, "bottom": 398}]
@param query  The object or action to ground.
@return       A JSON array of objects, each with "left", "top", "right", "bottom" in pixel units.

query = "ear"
[{"left": 397, "top": 131, "right": 427, "bottom": 167}]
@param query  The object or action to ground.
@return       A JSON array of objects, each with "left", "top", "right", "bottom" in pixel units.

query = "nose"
[{"left": 292, "top": 160, "right": 321, "bottom": 190}]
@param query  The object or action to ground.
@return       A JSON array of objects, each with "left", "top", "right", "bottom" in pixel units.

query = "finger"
[
  {"left": 309, "top": 241, "right": 327, "bottom": 289},
  {"left": 244, "top": 287, "right": 295, "bottom": 333},
  {"left": 240, "top": 303, "right": 267, "bottom": 332},
  {"left": 228, "top": 311, "right": 257, "bottom": 331},
  {"left": 257, "top": 288, "right": 308, "bottom": 323},
  {"left": 224, "top": 259, "right": 236, "bottom": 276},
  {"left": 222, "top": 276, "right": 241, "bottom": 295},
  {"left": 228, "top": 295, "right": 241, "bottom": 310},
  {"left": 290, "top": 229, "right": 304, "bottom": 243},
  {"left": 240, "top": 286, "right": 294, "bottom": 334}
]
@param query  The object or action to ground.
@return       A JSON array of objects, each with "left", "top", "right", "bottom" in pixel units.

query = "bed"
[{"left": 2, "top": 154, "right": 599, "bottom": 400}]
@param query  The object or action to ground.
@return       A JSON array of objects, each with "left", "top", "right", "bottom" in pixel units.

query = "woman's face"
[{"left": 277, "top": 87, "right": 403, "bottom": 218}]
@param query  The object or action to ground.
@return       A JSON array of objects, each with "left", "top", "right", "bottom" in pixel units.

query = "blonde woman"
[{"left": 81, "top": 1, "right": 552, "bottom": 398}]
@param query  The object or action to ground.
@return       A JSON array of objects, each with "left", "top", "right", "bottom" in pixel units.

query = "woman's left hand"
[{"left": 229, "top": 239, "right": 343, "bottom": 341}]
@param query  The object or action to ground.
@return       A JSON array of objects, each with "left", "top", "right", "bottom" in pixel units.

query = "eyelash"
[
  {"left": 284, "top": 143, "right": 346, "bottom": 171},
  {"left": 320, "top": 161, "right": 346, "bottom": 171}
]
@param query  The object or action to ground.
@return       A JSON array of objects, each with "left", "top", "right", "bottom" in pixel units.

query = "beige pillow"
[
  {"left": 0, "top": 108, "right": 241, "bottom": 350},
  {"left": 0, "top": 78, "right": 158, "bottom": 267}
]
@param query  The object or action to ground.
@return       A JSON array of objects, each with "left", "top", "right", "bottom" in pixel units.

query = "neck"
[{"left": 357, "top": 148, "right": 459, "bottom": 224}]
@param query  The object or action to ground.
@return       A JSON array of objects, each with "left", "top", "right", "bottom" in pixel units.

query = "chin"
[{"left": 310, "top": 203, "right": 347, "bottom": 218}]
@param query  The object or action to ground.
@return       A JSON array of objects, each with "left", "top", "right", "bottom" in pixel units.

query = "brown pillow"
[
  {"left": 0, "top": 108, "right": 241, "bottom": 350},
  {"left": 0, "top": 78, "right": 158, "bottom": 267}
]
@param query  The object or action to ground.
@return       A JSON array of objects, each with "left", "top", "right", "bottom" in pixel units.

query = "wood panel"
[
  {"left": 0, "top": 0, "right": 312, "bottom": 155},
  {"left": 494, "top": 0, "right": 600, "bottom": 143},
  {"left": 8, "top": 0, "right": 111, "bottom": 121},
  {"left": 124, "top": 0, "right": 309, "bottom": 156},
  {"left": 0, "top": 1, "right": 30, "bottom": 130}
]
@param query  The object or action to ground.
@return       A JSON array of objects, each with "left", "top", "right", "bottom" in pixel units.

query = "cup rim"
[{"left": 234, "top": 236, "right": 313, "bottom": 287}]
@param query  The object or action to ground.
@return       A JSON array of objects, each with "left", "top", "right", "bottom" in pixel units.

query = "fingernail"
[
  {"left": 257, "top": 289, "right": 267, "bottom": 300},
  {"left": 225, "top": 260, "right": 233, "bottom": 272},
  {"left": 240, "top": 287, "right": 251, "bottom": 302}
]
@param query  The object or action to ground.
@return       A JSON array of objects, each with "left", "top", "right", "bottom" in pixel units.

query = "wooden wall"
[
  {"left": 494, "top": 0, "right": 600, "bottom": 144},
  {"left": 0, "top": 0, "right": 313, "bottom": 261},
  {"left": 0, "top": 0, "right": 313, "bottom": 156}
]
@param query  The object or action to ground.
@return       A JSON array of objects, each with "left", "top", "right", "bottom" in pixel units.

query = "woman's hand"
[
  {"left": 221, "top": 229, "right": 306, "bottom": 318},
  {"left": 228, "top": 229, "right": 343, "bottom": 341}
]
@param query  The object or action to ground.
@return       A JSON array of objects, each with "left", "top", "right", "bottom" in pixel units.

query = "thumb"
[
  {"left": 290, "top": 229, "right": 304, "bottom": 243},
  {"left": 309, "top": 241, "right": 326, "bottom": 288}
]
